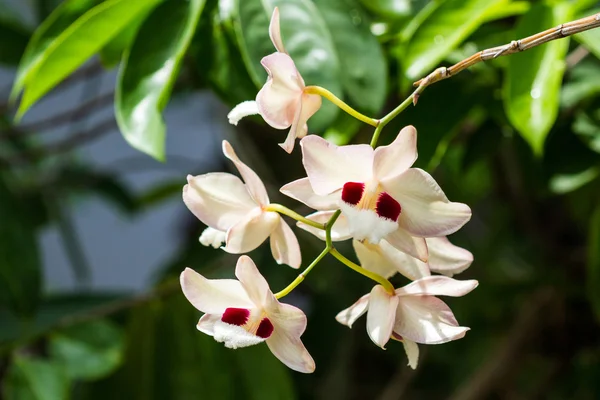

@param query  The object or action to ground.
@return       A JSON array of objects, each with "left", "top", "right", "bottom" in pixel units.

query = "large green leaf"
[
  {"left": 402, "top": 0, "right": 506, "bottom": 81},
  {"left": 0, "top": 176, "right": 41, "bottom": 317},
  {"left": 3, "top": 357, "right": 70, "bottom": 400},
  {"left": 10, "top": 0, "right": 96, "bottom": 102},
  {"left": 116, "top": 0, "right": 205, "bottom": 161},
  {"left": 574, "top": 8, "right": 600, "bottom": 60},
  {"left": 588, "top": 206, "right": 600, "bottom": 322},
  {"left": 98, "top": 12, "right": 150, "bottom": 68},
  {"left": 16, "top": 0, "right": 163, "bottom": 118},
  {"left": 358, "top": 0, "right": 411, "bottom": 18},
  {"left": 314, "top": 0, "right": 388, "bottom": 114},
  {"left": 0, "top": 19, "right": 30, "bottom": 66},
  {"left": 234, "top": 0, "right": 341, "bottom": 130},
  {"left": 49, "top": 319, "right": 125, "bottom": 380},
  {"left": 503, "top": 2, "right": 572, "bottom": 155}
]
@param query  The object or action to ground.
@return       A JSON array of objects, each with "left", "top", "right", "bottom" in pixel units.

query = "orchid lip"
[
  {"left": 220, "top": 307, "right": 274, "bottom": 339},
  {"left": 341, "top": 181, "right": 401, "bottom": 222}
]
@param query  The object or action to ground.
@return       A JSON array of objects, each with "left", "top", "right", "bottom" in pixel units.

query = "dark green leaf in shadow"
[
  {"left": 573, "top": 110, "right": 600, "bottom": 154},
  {"left": 49, "top": 319, "right": 125, "bottom": 380},
  {"left": 98, "top": 11, "right": 151, "bottom": 68},
  {"left": 503, "top": 2, "right": 572, "bottom": 156},
  {"left": 3, "top": 356, "right": 70, "bottom": 400},
  {"left": 549, "top": 167, "right": 599, "bottom": 194},
  {"left": 0, "top": 19, "right": 30, "bottom": 66},
  {"left": 574, "top": 8, "right": 600, "bottom": 60},
  {"left": 0, "top": 176, "right": 41, "bottom": 317},
  {"left": 234, "top": 0, "right": 341, "bottom": 131},
  {"left": 588, "top": 206, "right": 600, "bottom": 322},
  {"left": 116, "top": 0, "right": 206, "bottom": 161},
  {"left": 16, "top": 0, "right": 163, "bottom": 118},
  {"left": 314, "top": 0, "right": 388, "bottom": 115},
  {"left": 561, "top": 60, "right": 600, "bottom": 109}
]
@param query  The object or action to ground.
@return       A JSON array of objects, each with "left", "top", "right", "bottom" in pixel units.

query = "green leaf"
[
  {"left": 10, "top": 0, "right": 97, "bottom": 102},
  {"left": 116, "top": 0, "right": 205, "bottom": 161},
  {"left": 402, "top": 0, "right": 506, "bottom": 81},
  {"left": 503, "top": 2, "right": 572, "bottom": 155},
  {"left": 573, "top": 110, "right": 600, "bottom": 154},
  {"left": 588, "top": 206, "right": 600, "bottom": 322},
  {"left": 98, "top": 12, "right": 150, "bottom": 68},
  {"left": 0, "top": 176, "right": 41, "bottom": 317},
  {"left": 574, "top": 8, "right": 600, "bottom": 60},
  {"left": 234, "top": 0, "right": 341, "bottom": 130},
  {"left": 561, "top": 61, "right": 600, "bottom": 109},
  {"left": 3, "top": 357, "right": 70, "bottom": 400},
  {"left": 549, "top": 167, "right": 599, "bottom": 194},
  {"left": 16, "top": 0, "right": 164, "bottom": 119},
  {"left": 0, "top": 19, "right": 30, "bottom": 66},
  {"left": 314, "top": 0, "right": 388, "bottom": 114},
  {"left": 358, "top": 0, "right": 411, "bottom": 18},
  {"left": 49, "top": 319, "right": 125, "bottom": 380}
]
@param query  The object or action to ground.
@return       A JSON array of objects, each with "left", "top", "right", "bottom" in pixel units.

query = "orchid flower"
[
  {"left": 227, "top": 7, "right": 322, "bottom": 153},
  {"left": 280, "top": 126, "right": 472, "bottom": 261},
  {"left": 183, "top": 140, "right": 301, "bottom": 268},
  {"left": 180, "top": 256, "right": 315, "bottom": 373},
  {"left": 336, "top": 276, "right": 478, "bottom": 369}
]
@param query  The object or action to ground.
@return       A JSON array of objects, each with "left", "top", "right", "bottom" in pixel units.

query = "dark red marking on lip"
[
  {"left": 341, "top": 182, "right": 365, "bottom": 205},
  {"left": 221, "top": 308, "right": 250, "bottom": 326},
  {"left": 376, "top": 192, "right": 401, "bottom": 221},
  {"left": 256, "top": 317, "right": 274, "bottom": 338}
]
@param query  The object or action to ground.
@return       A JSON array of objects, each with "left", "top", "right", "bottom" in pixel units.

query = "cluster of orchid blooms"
[{"left": 179, "top": 8, "right": 478, "bottom": 373}]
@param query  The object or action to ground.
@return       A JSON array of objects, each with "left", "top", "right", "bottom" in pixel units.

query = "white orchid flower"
[
  {"left": 227, "top": 7, "right": 322, "bottom": 153},
  {"left": 180, "top": 256, "right": 315, "bottom": 373},
  {"left": 280, "top": 126, "right": 472, "bottom": 261},
  {"left": 183, "top": 140, "right": 301, "bottom": 268},
  {"left": 336, "top": 276, "right": 478, "bottom": 369}
]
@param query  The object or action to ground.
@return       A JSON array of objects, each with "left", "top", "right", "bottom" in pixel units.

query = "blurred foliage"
[{"left": 1, "top": 0, "right": 600, "bottom": 398}]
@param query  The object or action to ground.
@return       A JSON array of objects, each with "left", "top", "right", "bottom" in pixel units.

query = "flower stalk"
[
  {"left": 265, "top": 203, "right": 325, "bottom": 230},
  {"left": 304, "top": 86, "right": 379, "bottom": 127}
]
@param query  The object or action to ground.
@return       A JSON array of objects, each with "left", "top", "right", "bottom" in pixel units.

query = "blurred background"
[{"left": 1, "top": 0, "right": 600, "bottom": 399}]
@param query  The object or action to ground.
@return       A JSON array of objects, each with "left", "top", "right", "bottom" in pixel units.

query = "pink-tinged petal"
[
  {"left": 427, "top": 237, "right": 474, "bottom": 277},
  {"left": 394, "top": 296, "right": 469, "bottom": 344},
  {"left": 301, "top": 135, "right": 374, "bottom": 195},
  {"left": 373, "top": 126, "right": 418, "bottom": 181},
  {"left": 395, "top": 275, "right": 478, "bottom": 297},
  {"left": 266, "top": 329, "right": 315, "bottom": 373},
  {"left": 401, "top": 338, "right": 419, "bottom": 369},
  {"left": 297, "top": 211, "right": 352, "bottom": 242},
  {"left": 224, "top": 209, "right": 280, "bottom": 254},
  {"left": 384, "top": 227, "right": 429, "bottom": 262},
  {"left": 227, "top": 100, "right": 259, "bottom": 125},
  {"left": 183, "top": 173, "right": 256, "bottom": 231},
  {"left": 279, "top": 93, "right": 322, "bottom": 153},
  {"left": 222, "top": 141, "right": 269, "bottom": 206},
  {"left": 355, "top": 240, "right": 430, "bottom": 280},
  {"left": 270, "top": 219, "right": 301, "bottom": 269},
  {"left": 234, "top": 255, "right": 272, "bottom": 307},
  {"left": 269, "top": 7, "right": 285, "bottom": 53},
  {"left": 353, "top": 240, "right": 397, "bottom": 279},
  {"left": 335, "top": 293, "right": 370, "bottom": 328},
  {"left": 196, "top": 314, "right": 220, "bottom": 335},
  {"left": 382, "top": 168, "right": 472, "bottom": 237},
  {"left": 264, "top": 297, "right": 307, "bottom": 336},
  {"left": 280, "top": 178, "right": 340, "bottom": 211},
  {"left": 180, "top": 268, "right": 254, "bottom": 314},
  {"left": 366, "top": 285, "right": 399, "bottom": 349},
  {"left": 257, "top": 53, "right": 303, "bottom": 129}
]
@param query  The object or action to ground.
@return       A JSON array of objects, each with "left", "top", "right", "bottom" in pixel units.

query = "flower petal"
[
  {"left": 395, "top": 275, "right": 478, "bottom": 297},
  {"left": 353, "top": 240, "right": 397, "bottom": 279},
  {"left": 355, "top": 239, "right": 430, "bottom": 280},
  {"left": 180, "top": 268, "right": 254, "bottom": 314},
  {"left": 269, "top": 7, "right": 285, "bottom": 53},
  {"left": 385, "top": 228, "right": 429, "bottom": 262},
  {"left": 280, "top": 93, "right": 322, "bottom": 153},
  {"left": 280, "top": 178, "right": 340, "bottom": 211},
  {"left": 196, "top": 313, "right": 220, "bottom": 335},
  {"left": 401, "top": 339, "right": 419, "bottom": 369},
  {"left": 373, "top": 126, "right": 418, "bottom": 181},
  {"left": 427, "top": 237, "right": 474, "bottom": 277},
  {"left": 297, "top": 211, "right": 352, "bottom": 242},
  {"left": 222, "top": 141, "right": 269, "bottom": 206},
  {"left": 394, "top": 296, "right": 468, "bottom": 344},
  {"left": 335, "top": 293, "right": 370, "bottom": 328},
  {"left": 227, "top": 100, "right": 259, "bottom": 125},
  {"left": 266, "top": 329, "right": 315, "bottom": 373},
  {"left": 366, "top": 285, "right": 399, "bottom": 349},
  {"left": 382, "top": 168, "right": 472, "bottom": 237},
  {"left": 270, "top": 219, "right": 301, "bottom": 269},
  {"left": 301, "top": 135, "right": 374, "bottom": 195},
  {"left": 213, "top": 319, "right": 266, "bottom": 349},
  {"left": 224, "top": 209, "right": 280, "bottom": 254},
  {"left": 257, "top": 53, "right": 303, "bottom": 129},
  {"left": 234, "top": 255, "right": 272, "bottom": 307},
  {"left": 183, "top": 173, "right": 256, "bottom": 231}
]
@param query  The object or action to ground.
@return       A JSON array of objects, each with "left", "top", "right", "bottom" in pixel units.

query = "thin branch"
[{"left": 414, "top": 12, "right": 600, "bottom": 90}]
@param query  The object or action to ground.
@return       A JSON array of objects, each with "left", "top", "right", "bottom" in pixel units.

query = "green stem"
[
  {"left": 329, "top": 248, "right": 395, "bottom": 294},
  {"left": 275, "top": 247, "right": 329, "bottom": 299},
  {"left": 265, "top": 203, "right": 325, "bottom": 230},
  {"left": 304, "top": 86, "right": 379, "bottom": 127},
  {"left": 325, "top": 210, "right": 341, "bottom": 248},
  {"left": 369, "top": 86, "right": 426, "bottom": 148}
]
